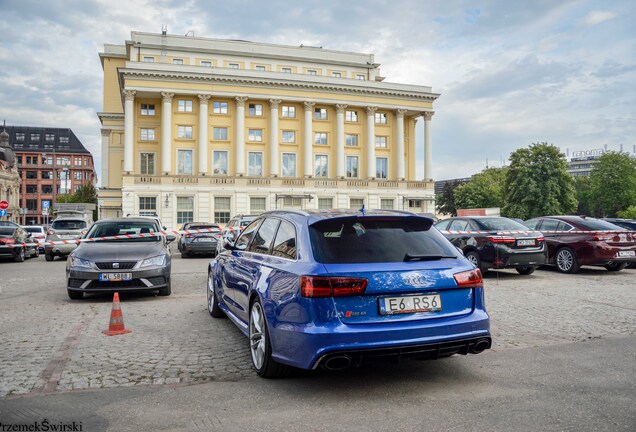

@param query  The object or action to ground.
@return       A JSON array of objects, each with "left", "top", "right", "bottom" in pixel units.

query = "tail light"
[
  {"left": 593, "top": 233, "right": 615, "bottom": 242},
  {"left": 300, "top": 276, "right": 368, "bottom": 298},
  {"left": 453, "top": 269, "right": 483, "bottom": 288},
  {"left": 47, "top": 229, "right": 55, "bottom": 235},
  {"left": 0, "top": 238, "right": 16, "bottom": 245},
  {"left": 487, "top": 236, "right": 516, "bottom": 244},
  {"left": 184, "top": 234, "right": 193, "bottom": 238},
  {"left": 537, "top": 237, "right": 545, "bottom": 242}
]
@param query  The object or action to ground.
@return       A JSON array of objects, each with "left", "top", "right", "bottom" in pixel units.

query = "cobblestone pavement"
[{"left": 0, "top": 254, "right": 634, "bottom": 398}]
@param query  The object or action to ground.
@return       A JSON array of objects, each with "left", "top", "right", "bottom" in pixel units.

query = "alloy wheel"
[
  {"left": 207, "top": 274, "right": 215, "bottom": 313},
  {"left": 557, "top": 250, "right": 573, "bottom": 271},
  {"left": 249, "top": 302, "right": 266, "bottom": 370}
]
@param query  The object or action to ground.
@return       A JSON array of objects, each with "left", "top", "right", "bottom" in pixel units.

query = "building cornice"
[{"left": 97, "top": 112, "right": 125, "bottom": 123}]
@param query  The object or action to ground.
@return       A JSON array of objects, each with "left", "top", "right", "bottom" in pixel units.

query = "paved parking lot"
[{"left": 0, "top": 253, "right": 635, "bottom": 398}]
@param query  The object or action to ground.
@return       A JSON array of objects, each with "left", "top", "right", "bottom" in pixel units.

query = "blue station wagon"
[{"left": 207, "top": 210, "right": 491, "bottom": 377}]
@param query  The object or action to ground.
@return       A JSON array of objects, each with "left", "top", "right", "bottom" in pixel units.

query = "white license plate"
[
  {"left": 99, "top": 273, "right": 132, "bottom": 282},
  {"left": 517, "top": 239, "right": 535, "bottom": 246},
  {"left": 60, "top": 235, "right": 78, "bottom": 240},
  {"left": 618, "top": 251, "right": 635, "bottom": 257},
  {"left": 197, "top": 238, "right": 214, "bottom": 242},
  {"left": 379, "top": 294, "right": 442, "bottom": 315}
]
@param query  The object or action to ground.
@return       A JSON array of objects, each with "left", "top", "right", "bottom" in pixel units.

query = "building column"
[
  {"left": 303, "top": 101, "right": 315, "bottom": 177},
  {"left": 235, "top": 96, "right": 248, "bottom": 176},
  {"left": 100, "top": 128, "right": 111, "bottom": 186},
  {"left": 365, "top": 106, "right": 377, "bottom": 179},
  {"left": 123, "top": 90, "right": 136, "bottom": 173},
  {"left": 198, "top": 94, "right": 211, "bottom": 175},
  {"left": 396, "top": 109, "right": 407, "bottom": 180},
  {"left": 336, "top": 104, "right": 347, "bottom": 178},
  {"left": 269, "top": 99, "right": 282, "bottom": 177},
  {"left": 422, "top": 111, "right": 434, "bottom": 180},
  {"left": 161, "top": 92, "right": 174, "bottom": 174}
]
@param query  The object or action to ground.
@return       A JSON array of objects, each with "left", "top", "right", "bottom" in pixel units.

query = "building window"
[
  {"left": 176, "top": 196, "right": 194, "bottom": 225},
  {"left": 318, "top": 198, "right": 332, "bottom": 209},
  {"left": 15, "top": 133, "right": 24, "bottom": 141},
  {"left": 345, "top": 110, "right": 358, "bottom": 122},
  {"left": 173, "top": 58, "right": 184, "bottom": 65},
  {"left": 140, "top": 153, "right": 155, "bottom": 175},
  {"left": 42, "top": 171, "right": 53, "bottom": 180},
  {"left": 282, "top": 131, "right": 296, "bottom": 143},
  {"left": 139, "top": 197, "right": 156, "bottom": 215},
  {"left": 74, "top": 171, "right": 82, "bottom": 180},
  {"left": 307, "top": 70, "right": 317, "bottom": 75},
  {"left": 314, "top": 108, "right": 327, "bottom": 120},
  {"left": 177, "top": 150, "right": 193, "bottom": 175},
  {"left": 314, "top": 155, "right": 328, "bottom": 177},
  {"left": 30, "top": 133, "right": 40, "bottom": 141},
  {"left": 45, "top": 133, "right": 55, "bottom": 142},
  {"left": 409, "top": 199, "right": 422, "bottom": 209},
  {"left": 214, "top": 197, "right": 231, "bottom": 224},
  {"left": 282, "top": 67, "right": 292, "bottom": 73},
  {"left": 375, "top": 112, "right": 388, "bottom": 124},
  {"left": 213, "top": 101, "right": 228, "bottom": 114},
  {"left": 332, "top": 72, "right": 342, "bottom": 78},
  {"left": 376, "top": 157, "right": 388, "bottom": 179},
  {"left": 26, "top": 185, "right": 38, "bottom": 194},
  {"left": 141, "top": 104, "right": 155, "bottom": 116},
  {"left": 346, "top": 156, "right": 359, "bottom": 178},
  {"left": 74, "top": 158, "right": 82, "bottom": 166},
  {"left": 201, "top": 61, "right": 212, "bottom": 67},
  {"left": 375, "top": 136, "right": 388, "bottom": 148},
  {"left": 350, "top": 198, "right": 364, "bottom": 210},
  {"left": 59, "top": 136, "right": 69, "bottom": 143},
  {"left": 42, "top": 185, "right": 52, "bottom": 194},
  {"left": 250, "top": 197, "right": 266, "bottom": 214},
  {"left": 213, "top": 127, "right": 228, "bottom": 141},
  {"left": 356, "top": 75, "right": 365, "bottom": 80},
  {"left": 213, "top": 151, "right": 228, "bottom": 175},
  {"left": 281, "top": 106, "right": 295, "bottom": 118},
  {"left": 229, "top": 63, "right": 239, "bottom": 69},
  {"left": 143, "top": 57, "right": 155, "bottom": 63},
  {"left": 255, "top": 65, "right": 266, "bottom": 71},
  {"left": 248, "top": 152, "right": 263, "bottom": 176},
  {"left": 282, "top": 153, "right": 296, "bottom": 177},
  {"left": 248, "top": 129, "right": 263, "bottom": 142},
  {"left": 26, "top": 199, "right": 38, "bottom": 211},
  {"left": 314, "top": 132, "right": 327, "bottom": 145},
  {"left": 140, "top": 128, "right": 155, "bottom": 141},
  {"left": 26, "top": 171, "right": 38, "bottom": 179},
  {"left": 85, "top": 172, "right": 91, "bottom": 181},
  {"left": 380, "top": 199, "right": 394, "bottom": 209},
  {"left": 249, "top": 103, "right": 263, "bottom": 116},
  {"left": 283, "top": 197, "right": 302, "bottom": 207},
  {"left": 177, "top": 100, "right": 193, "bottom": 112},
  {"left": 346, "top": 134, "right": 358, "bottom": 147},
  {"left": 177, "top": 126, "right": 193, "bottom": 139}
]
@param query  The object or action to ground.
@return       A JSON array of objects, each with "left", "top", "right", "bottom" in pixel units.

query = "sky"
[{"left": 1, "top": 0, "right": 635, "bottom": 182}]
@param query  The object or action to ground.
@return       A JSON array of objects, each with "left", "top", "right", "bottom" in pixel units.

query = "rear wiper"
[{"left": 403, "top": 254, "right": 457, "bottom": 262}]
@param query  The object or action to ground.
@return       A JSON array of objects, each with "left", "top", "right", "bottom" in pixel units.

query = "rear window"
[
  {"left": 24, "top": 227, "right": 43, "bottom": 233},
  {"left": 188, "top": 225, "right": 219, "bottom": 231},
  {"left": 309, "top": 217, "right": 458, "bottom": 264},
  {"left": 0, "top": 227, "right": 16, "bottom": 235},
  {"left": 576, "top": 218, "right": 628, "bottom": 230},
  {"left": 52, "top": 220, "right": 87, "bottom": 230},
  {"left": 475, "top": 218, "right": 530, "bottom": 231}
]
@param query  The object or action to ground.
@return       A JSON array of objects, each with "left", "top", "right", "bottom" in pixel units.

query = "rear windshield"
[
  {"left": 52, "top": 220, "right": 87, "bottom": 230},
  {"left": 24, "top": 227, "right": 43, "bottom": 233},
  {"left": 309, "top": 217, "right": 458, "bottom": 264},
  {"left": 240, "top": 219, "right": 255, "bottom": 227},
  {"left": 475, "top": 218, "right": 530, "bottom": 231},
  {"left": 576, "top": 218, "right": 628, "bottom": 230},
  {"left": 87, "top": 222, "right": 160, "bottom": 242},
  {"left": 188, "top": 225, "right": 219, "bottom": 231},
  {"left": 0, "top": 227, "right": 16, "bottom": 235}
]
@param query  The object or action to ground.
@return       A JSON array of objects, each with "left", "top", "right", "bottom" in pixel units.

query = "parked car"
[
  {"left": 0, "top": 221, "right": 21, "bottom": 227},
  {"left": 522, "top": 216, "right": 636, "bottom": 273},
  {"left": 178, "top": 222, "right": 221, "bottom": 258},
  {"left": 602, "top": 218, "right": 636, "bottom": 231},
  {"left": 65, "top": 218, "right": 176, "bottom": 299},
  {"left": 207, "top": 210, "right": 491, "bottom": 377},
  {"left": 215, "top": 214, "right": 258, "bottom": 255},
  {"left": 0, "top": 226, "right": 39, "bottom": 262},
  {"left": 23, "top": 225, "right": 47, "bottom": 252},
  {"left": 126, "top": 213, "right": 166, "bottom": 231},
  {"left": 45, "top": 217, "right": 92, "bottom": 261},
  {"left": 433, "top": 216, "right": 547, "bottom": 275}
]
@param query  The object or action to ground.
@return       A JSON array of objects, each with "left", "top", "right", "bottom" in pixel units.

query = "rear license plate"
[
  {"left": 197, "top": 238, "right": 214, "bottom": 242},
  {"left": 517, "top": 239, "right": 535, "bottom": 246},
  {"left": 379, "top": 294, "right": 442, "bottom": 315},
  {"left": 618, "top": 251, "right": 635, "bottom": 257},
  {"left": 99, "top": 273, "right": 132, "bottom": 282},
  {"left": 60, "top": 235, "right": 78, "bottom": 240}
]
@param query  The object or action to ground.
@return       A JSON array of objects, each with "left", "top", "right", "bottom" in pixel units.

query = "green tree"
[
  {"left": 503, "top": 142, "right": 577, "bottom": 219},
  {"left": 573, "top": 176, "right": 596, "bottom": 217},
  {"left": 589, "top": 152, "right": 636, "bottom": 217},
  {"left": 54, "top": 183, "right": 98, "bottom": 219},
  {"left": 617, "top": 205, "right": 636, "bottom": 219},
  {"left": 435, "top": 180, "right": 462, "bottom": 216},
  {"left": 454, "top": 167, "right": 507, "bottom": 211}
]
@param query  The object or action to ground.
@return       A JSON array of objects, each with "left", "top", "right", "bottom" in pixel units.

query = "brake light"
[
  {"left": 300, "top": 276, "right": 368, "bottom": 298},
  {"left": 184, "top": 234, "right": 193, "bottom": 238},
  {"left": 537, "top": 237, "right": 545, "bottom": 242},
  {"left": 47, "top": 229, "right": 55, "bottom": 235},
  {"left": 487, "top": 236, "right": 516, "bottom": 243},
  {"left": 453, "top": 269, "right": 483, "bottom": 288},
  {"left": 593, "top": 233, "right": 615, "bottom": 242},
  {"left": 0, "top": 238, "right": 16, "bottom": 245}
]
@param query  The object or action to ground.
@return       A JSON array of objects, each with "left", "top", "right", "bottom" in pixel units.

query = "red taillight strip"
[
  {"left": 300, "top": 276, "right": 368, "bottom": 298},
  {"left": 453, "top": 269, "right": 483, "bottom": 288},
  {"left": 487, "top": 236, "right": 516, "bottom": 243}
]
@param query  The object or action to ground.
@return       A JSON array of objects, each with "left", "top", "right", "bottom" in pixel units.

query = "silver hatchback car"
[{"left": 45, "top": 217, "right": 92, "bottom": 261}]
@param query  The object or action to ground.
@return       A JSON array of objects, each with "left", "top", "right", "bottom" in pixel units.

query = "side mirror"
[
  {"left": 165, "top": 234, "right": 176, "bottom": 244},
  {"left": 163, "top": 226, "right": 167, "bottom": 231},
  {"left": 223, "top": 241, "right": 235, "bottom": 251}
]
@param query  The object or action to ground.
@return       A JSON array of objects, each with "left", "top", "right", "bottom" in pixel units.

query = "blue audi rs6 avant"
[{"left": 207, "top": 210, "right": 491, "bottom": 377}]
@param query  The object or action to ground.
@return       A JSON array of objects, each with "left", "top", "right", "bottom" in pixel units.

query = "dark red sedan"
[{"left": 523, "top": 216, "right": 636, "bottom": 273}]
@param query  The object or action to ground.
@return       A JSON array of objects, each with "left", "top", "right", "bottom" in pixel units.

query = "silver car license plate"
[
  {"left": 379, "top": 294, "right": 442, "bottom": 315},
  {"left": 517, "top": 239, "right": 535, "bottom": 246},
  {"left": 99, "top": 273, "right": 133, "bottom": 282}
]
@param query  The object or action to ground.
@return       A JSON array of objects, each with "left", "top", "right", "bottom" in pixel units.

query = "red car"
[{"left": 523, "top": 216, "right": 636, "bottom": 273}]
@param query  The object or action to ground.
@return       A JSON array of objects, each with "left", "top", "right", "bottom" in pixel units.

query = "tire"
[
  {"left": 465, "top": 251, "right": 485, "bottom": 273},
  {"left": 516, "top": 266, "right": 536, "bottom": 275},
  {"left": 32, "top": 247, "right": 40, "bottom": 258},
  {"left": 67, "top": 290, "right": 83, "bottom": 300},
  {"left": 181, "top": 251, "right": 189, "bottom": 259},
  {"left": 249, "top": 298, "right": 288, "bottom": 378},
  {"left": 45, "top": 252, "right": 54, "bottom": 262},
  {"left": 555, "top": 247, "right": 580, "bottom": 273},
  {"left": 207, "top": 272, "right": 225, "bottom": 318},
  {"left": 158, "top": 280, "right": 172, "bottom": 296},
  {"left": 605, "top": 262, "right": 627, "bottom": 272},
  {"left": 14, "top": 247, "right": 25, "bottom": 262}
]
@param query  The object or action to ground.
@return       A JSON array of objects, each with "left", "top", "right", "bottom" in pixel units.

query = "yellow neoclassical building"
[{"left": 98, "top": 31, "right": 439, "bottom": 226}]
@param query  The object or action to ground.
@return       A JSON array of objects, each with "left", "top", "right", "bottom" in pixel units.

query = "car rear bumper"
[
  {"left": 46, "top": 243, "right": 78, "bottom": 255},
  {"left": 183, "top": 240, "right": 218, "bottom": 254},
  {"left": 0, "top": 247, "right": 20, "bottom": 258},
  {"left": 577, "top": 244, "right": 636, "bottom": 266},
  {"left": 481, "top": 246, "right": 546, "bottom": 269}
]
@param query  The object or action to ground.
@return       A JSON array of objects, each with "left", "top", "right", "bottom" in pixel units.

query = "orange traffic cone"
[{"left": 102, "top": 292, "right": 132, "bottom": 336}]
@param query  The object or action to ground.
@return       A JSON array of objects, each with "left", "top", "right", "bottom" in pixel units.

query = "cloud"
[{"left": 580, "top": 10, "right": 617, "bottom": 26}]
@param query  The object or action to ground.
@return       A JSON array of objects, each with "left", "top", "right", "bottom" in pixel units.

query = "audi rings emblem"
[{"left": 402, "top": 273, "right": 428, "bottom": 287}]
